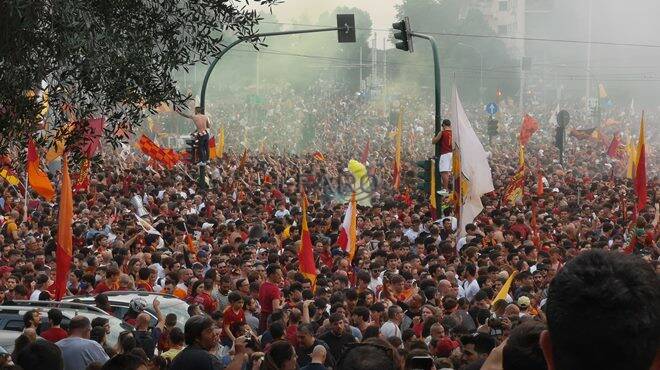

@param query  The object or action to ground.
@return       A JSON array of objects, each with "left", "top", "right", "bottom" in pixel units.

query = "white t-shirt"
[
  {"left": 380, "top": 320, "right": 401, "bottom": 339},
  {"left": 29, "top": 290, "right": 42, "bottom": 301},
  {"left": 461, "top": 279, "right": 480, "bottom": 302}
]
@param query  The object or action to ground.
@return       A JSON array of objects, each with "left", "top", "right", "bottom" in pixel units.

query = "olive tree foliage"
[{"left": 0, "top": 0, "right": 278, "bottom": 161}]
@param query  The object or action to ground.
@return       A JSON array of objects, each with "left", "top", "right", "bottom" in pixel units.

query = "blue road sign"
[{"left": 485, "top": 102, "right": 498, "bottom": 115}]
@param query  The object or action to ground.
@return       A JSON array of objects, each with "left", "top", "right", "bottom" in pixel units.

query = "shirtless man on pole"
[{"left": 178, "top": 106, "right": 211, "bottom": 164}]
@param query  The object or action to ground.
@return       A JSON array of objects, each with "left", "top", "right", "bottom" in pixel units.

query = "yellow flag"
[
  {"left": 216, "top": 127, "right": 225, "bottom": 159},
  {"left": 626, "top": 135, "right": 636, "bottom": 179},
  {"left": 519, "top": 144, "right": 525, "bottom": 169},
  {"left": 494, "top": 271, "right": 517, "bottom": 303}
]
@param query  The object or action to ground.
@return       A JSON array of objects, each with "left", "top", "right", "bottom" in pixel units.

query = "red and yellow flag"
[
  {"left": 634, "top": 112, "right": 647, "bottom": 211},
  {"left": 299, "top": 190, "right": 317, "bottom": 290},
  {"left": 313, "top": 151, "right": 325, "bottom": 161},
  {"left": 54, "top": 156, "right": 73, "bottom": 300},
  {"left": 72, "top": 159, "right": 91, "bottom": 193},
  {"left": 208, "top": 136, "right": 216, "bottom": 160},
  {"left": 502, "top": 167, "right": 525, "bottom": 205},
  {"left": 137, "top": 135, "right": 179, "bottom": 169},
  {"left": 531, "top": 201, "right": 540, "bottom": 248},
  {"left": 393, "top": 110, "right": 403, "bottom": 189},
  {"left": 27, "top": 139, "right": 55, "bottom": 201}
]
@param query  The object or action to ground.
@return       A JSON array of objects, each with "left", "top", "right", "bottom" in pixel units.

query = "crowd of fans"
[{"left": 0, "top": 83, "right": 657, "bottom": 370}]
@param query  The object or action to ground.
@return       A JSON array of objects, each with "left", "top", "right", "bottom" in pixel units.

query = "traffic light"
[
  {"left": 393, "top": 17, "right": 413, "bottom": 52},
  {"left": 185, "top": 137, "right": 197, "bottom": 163},
  {"left": 488, "top": 118, "right": 499, "bottom": 136}
]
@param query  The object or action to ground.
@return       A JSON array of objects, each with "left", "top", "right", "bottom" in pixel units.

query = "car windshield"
[{"left": 157, "top": 298, "right": 190, "bottom": 328}]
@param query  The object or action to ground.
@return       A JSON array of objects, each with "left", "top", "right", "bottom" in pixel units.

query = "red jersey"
[
  {"left": 439, "top": 130, "right": 452, "bottom": 155},
  {"left": 41, "top": 327, "right": 68, "bottom": 343},
  {"left": 221, "top": 308, "right": 245, "bottom": 339},
  {"left": 258, "top": 281, "right": 281, "bottom": 316},
  {"left": 194, "top": 292, "right": 217, "bottom": 314},
  {"left": 136, "top": 281, "right": 153, "bottom": 292}
]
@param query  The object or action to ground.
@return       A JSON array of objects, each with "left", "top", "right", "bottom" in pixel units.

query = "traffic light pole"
[
  {"left": 410, "top": 32, "right": 442, "bottom": 157},
  {"left": 200, "top": 26, "right": 346, "bottom": 112}
]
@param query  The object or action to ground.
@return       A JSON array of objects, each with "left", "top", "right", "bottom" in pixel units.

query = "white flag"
[{"left": 449, "top": 86, "right": 494, "bottom": 237}]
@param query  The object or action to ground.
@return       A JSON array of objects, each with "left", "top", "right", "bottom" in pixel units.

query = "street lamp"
[{"left": 457, "top": 42, "right": 484, "bottom": 105}]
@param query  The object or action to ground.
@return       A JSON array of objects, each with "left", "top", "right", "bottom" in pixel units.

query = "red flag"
[
  {"left": 299, "top": 189, "right": 317, "bottom": 291},
  {"left": 634, "top": 113, "right": 647, "bottom": 211},
  {"left": 27, "top": 139, "right": 55, "bottom": 201},
  {"left": 185, "top": 234, "right": 197, "bottom": 254},
  {"left": 606, "top": 133, "right": 624, "bottom": 159},
  {"left": 360, "top": 140, "right": 370, "bottom": 163},
  {"left": 54, "top": 156, "right": 73, "bottom": 300},
  {"left": 238, "top": 148, "right": 248, "bottom": 170},
  {"left": 536, "top": 172, "right": 544, "bottom": 196},
  {"left": 518, "top": 114, "right": 539, "bottom": 146},
  {"left": 80, "top": 117, "right": 104, "bottom": 158},
  {"left": 313, "top": 151, "right": 325, "bottom": 161}
]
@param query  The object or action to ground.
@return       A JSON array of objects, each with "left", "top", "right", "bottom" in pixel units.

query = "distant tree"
[
  {"left": 0, "top": 0, "right": 277, "bottom": 160},
  {"left": 389, "top": 0, "right": 519, "bottom": 103}
]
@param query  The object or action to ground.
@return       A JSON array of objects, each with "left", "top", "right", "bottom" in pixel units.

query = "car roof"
[
  {"left": 11, "top": 300, "right": 109, "bottom": 314},
  {"left": 64, "top": 291, "right": 185, "bottom": 307}
]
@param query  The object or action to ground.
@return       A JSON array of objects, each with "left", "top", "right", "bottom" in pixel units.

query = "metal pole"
[
  {"left": 411, "top": 33, "right": 441, "bottom": 157},
  {"left": 519, "top": 59, "right": 524, "bottom": 112},
  {"left": 586, "top": 0, "right": 593, "bottom": 113},
  {"left": 200, "top": 27, "right": 340, "bottom": 112},
  {"left": 359, "top": 47, "right": 363, "bottom": 86}
]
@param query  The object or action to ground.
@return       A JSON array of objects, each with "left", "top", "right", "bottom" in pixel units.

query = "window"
[
  {"left": 498, "top": 25, "right": 508, "bottom": 35},
  {"left": 4, "top": 320, "right": 24, "bottom": 331},
  {"left": 499, "top": 1, "right": 508, "bottom": 11}
]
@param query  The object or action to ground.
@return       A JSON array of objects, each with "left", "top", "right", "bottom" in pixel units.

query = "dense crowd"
[{"left": 0, "top": 83, "right": 657, "bottom": 370}]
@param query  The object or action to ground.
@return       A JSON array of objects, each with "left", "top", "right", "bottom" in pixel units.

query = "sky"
[{"left": 269, "top": 0, "right": 402, "bottom": 44}]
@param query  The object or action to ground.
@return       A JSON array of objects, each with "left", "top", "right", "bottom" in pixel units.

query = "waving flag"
[
  {"left": 208, "top": 136, "right": 216, "bottom": 160},
  {"left": 54, "top": 157, "right": 73, "bottom": 300},
  {"left": 634, "top": 113, "right": 647, "bottom": 211},
  {"left": 217, "top": 127, "right": 225, "bottom": 159},
  {"left": 536, "top": 172, "right": 544, "bottom": 196},
  {"left": 72, "top": 159, "right": 91, "bottom": 193},
  {"left": 449, "top": 86, "right": 494, "bottom": 238},
  {"left": 518, "top": 144, "right": 526, "bottom": 169},
  {"left": 606, "top": 133, "right": 624, "bottom": 159},
  {"left": 299, "top": 190, "right": 317, "bottom": 290},
  {"left": 337, "top": 192, "right": 358, "bottom": 261},
  {"left": 518, "top": 114, "right": 539, "bottom": 146},
  {"left": 0, "top": 167, "right": 20, "bottom": 186},
  {"left": 626, "top": 135, "right": 637, "bottom": 179},
  {"left": 27, "top": 139, "right": 55, "bottom": 201},
  {"left": 137, "top": 135, "right": 179, "bottom": 169},
  {"left": 494, "top": 271, "right": 517, "bottom": 303},
  {"left": 313, "top": 151, "right": 325, "bottom": 161},
  {"left": 502, "top": 167, "right": 525, "bottom": 205},
  {"left": 430, "top": 158, "right": 437, "bottom": 220}
]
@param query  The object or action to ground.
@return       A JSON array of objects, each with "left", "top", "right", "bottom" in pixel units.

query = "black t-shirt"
[
  {"left": 133, "top": 329, "right": 156, "bottom": 359},
  {"left": 318, "top": 331, "right": 355, "bottom": 366},
  {"left": 297, "top": 339, "right": 335, "bottom": 369},
  {"left": 170, "top": 345, "right": 223, "bottom": 370}
]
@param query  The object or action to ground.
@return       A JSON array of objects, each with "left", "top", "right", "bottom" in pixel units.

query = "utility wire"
[{"left": 259, "top": 21, "right": 660, "bottom": 49}]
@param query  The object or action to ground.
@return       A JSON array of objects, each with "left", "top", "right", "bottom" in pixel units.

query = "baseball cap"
[{"left": 517, "top": 296, "right": 531, "bottom": 308}]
